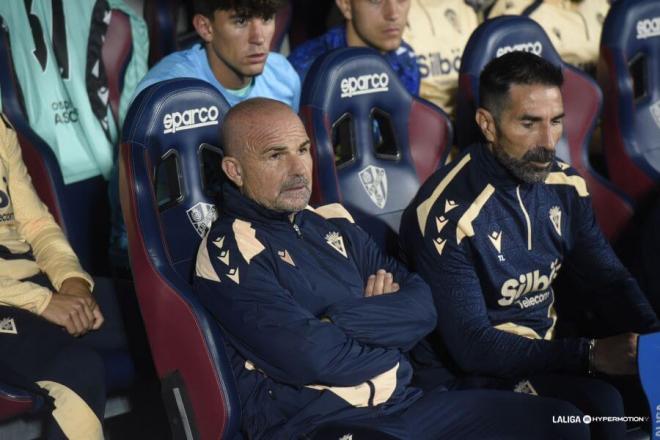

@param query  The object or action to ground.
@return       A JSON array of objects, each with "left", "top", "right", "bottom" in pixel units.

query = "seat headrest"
[
  {"left": 461, "top": 15, "right": 562, "bottom": 76},
  {"left": 302, "top": 47, "right": 413, "bottom": 119},
  {"left": 123, "top": 78, "right": 229, "bottom": 157},
  {"left": 601, "top": 0, "right": 660, "bottom": 54}
]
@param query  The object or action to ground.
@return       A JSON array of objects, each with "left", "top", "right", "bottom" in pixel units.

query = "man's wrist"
[{"left": 587, "top": 338, "right": 597, "bottom": 375}]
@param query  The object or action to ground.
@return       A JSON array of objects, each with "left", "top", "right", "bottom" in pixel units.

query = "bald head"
[
  {"left": 221, "top": 98, "right": 299, "bottom": 158},
  {"left": 220, "top": 98, "right": 313, "bottom": 213}
]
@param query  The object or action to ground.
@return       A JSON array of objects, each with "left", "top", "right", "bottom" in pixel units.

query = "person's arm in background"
[{"left": 0, "top": 116, "right": 102, "bottom": 335}]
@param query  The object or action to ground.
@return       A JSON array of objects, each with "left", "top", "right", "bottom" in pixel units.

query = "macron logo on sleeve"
[
  {"left": 340, "top": 73, "right": 389, "bottom": 98},
  {"left": 163, "top": 106, "right": 220, "bottom": 134}
]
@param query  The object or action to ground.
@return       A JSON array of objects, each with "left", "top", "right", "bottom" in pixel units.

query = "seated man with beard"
[{"left": 399, "top": 52, "right": 660, "bottom": 440}]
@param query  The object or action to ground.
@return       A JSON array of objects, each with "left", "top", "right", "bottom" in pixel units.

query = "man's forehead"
[
  {"left": 243, "top": 121, "right": 308, "bottom": 153},
  {"left": 505, "top": 83, "right": 563, "bottom": 110}
]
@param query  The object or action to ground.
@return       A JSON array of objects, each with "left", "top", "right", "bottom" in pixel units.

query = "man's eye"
[
  {"left": 522, "top": 121, "right": 533, "bottom": 128},
  {"left": 551, "top": 119, "right": 563, "bottom": 126},
  {"left": 234, "top": 17, "right": 248, "bottom": 26}
]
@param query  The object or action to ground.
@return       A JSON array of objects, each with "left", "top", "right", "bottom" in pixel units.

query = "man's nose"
[
  {"left": 383, "top": 0, "right": 402, "bottom": 21},
  {"left": 539, "top": 123, "right": 560, "bottom": 150},
  {"left": 288, "top": 153, "right": 308, "bottom": 176},
  {"left": 248, "top": 20, "right": 266, "bottom": 45}
]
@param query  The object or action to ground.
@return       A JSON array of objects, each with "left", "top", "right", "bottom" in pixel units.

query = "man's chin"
[
  {"left": 517, "top": 167, "right": 551, "bottom": 183},
  {"left": 275, "top": 193, "right": 311, "bottom": 213}
]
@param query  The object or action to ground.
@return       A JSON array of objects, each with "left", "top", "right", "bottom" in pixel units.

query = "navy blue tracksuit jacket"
[
  {"left": 194, "top": 185, "right": 436, "bottom": 439},
  {"left": 400, "top": 144, "right": 659, "bottom": 378}
]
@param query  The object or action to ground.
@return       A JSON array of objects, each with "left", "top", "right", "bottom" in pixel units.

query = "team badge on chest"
[
  {"left": 325, "top": 231, "right": 348, "bottom": 258},
  {"left": 549, "top": 206, "right": 562, "bottom": 236}
]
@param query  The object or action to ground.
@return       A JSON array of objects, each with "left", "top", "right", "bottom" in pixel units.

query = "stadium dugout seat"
[
  {"left": 597, "top": 0, "right": 660, "bottom": 204},
  {"left": 639, "top": 331, "right": 660, "bottom": 438},
  {"left": 300, "top": 47, "right": 452, "bottom": 251},
  {"left": 456, "top": 15, "right": 633, "bottom": 241},
  {"left": 120, "top": 78, "right": 240, "bottom": 440},
  {"left": 0, "top": 384, "right": 44, "bottom": 424},
  {"left": 0, "top": 10, "right": 135, "bottom": 426},
  {"left": 145, "top": 0, "right": 292, "bottom": 67}
]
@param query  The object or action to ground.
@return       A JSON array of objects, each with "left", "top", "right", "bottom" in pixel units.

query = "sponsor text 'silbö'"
[
  {"left": 163, "top": 106, "right": 220, "bottom": 134},
  {"left": 340, "top": 73, "right": 389, "bottom": 98}
]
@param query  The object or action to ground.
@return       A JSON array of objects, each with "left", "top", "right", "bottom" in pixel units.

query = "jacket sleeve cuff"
[{"left": 51, "top": 271, "right": 95, "bottom": 293}]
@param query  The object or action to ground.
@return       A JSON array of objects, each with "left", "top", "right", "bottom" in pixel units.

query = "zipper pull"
[{"left": 293, "top": 223, "right": 302, "bottom": 238}]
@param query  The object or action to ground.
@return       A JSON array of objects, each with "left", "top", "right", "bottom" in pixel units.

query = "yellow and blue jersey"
[{"left": 400, "top": 143, "right": 659, "bottom": 378}]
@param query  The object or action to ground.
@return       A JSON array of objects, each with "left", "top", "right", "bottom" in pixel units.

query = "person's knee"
[
  {"left": 582, "top": 379, "right": 625, "bottom": 417},
  {"left": 43, "top": 344, "right": 106, "bottom": 416}
]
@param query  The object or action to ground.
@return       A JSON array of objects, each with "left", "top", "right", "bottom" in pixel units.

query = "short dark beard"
[{"left": 492, "top": 143, "right": 555, "bottom": 183}]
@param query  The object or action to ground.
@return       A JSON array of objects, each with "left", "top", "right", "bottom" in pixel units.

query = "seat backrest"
[
  {"left": 145, "top": 0, "right": 292, "bottom": 66},
  {"left": 0, "top": 10, "right": 134, "bottom": 274},
  {"left": 120, "top": 78, "right": 239, "bottom": 440},
  {"left": 300, "top": 47, "right": 452, "bottom": 249},
  {"left": 456, "top": 15, "right": 633, "bottom": 241},
  {"left": 597, "top": 0, "right": 660, "bottom": 203}
]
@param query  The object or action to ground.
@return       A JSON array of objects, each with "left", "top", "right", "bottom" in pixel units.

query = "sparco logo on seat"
[
  {"left": 495, "top": 41, "right": 543, "bottom": 58},
  {"left": 636, "top": 17, "right": 660, "bottom": 39},
  {"left": 340, "top": 73, "right": 389, "bottom": 98},
  {"left": 163, "top": 106, "right": 220, "bottom": 134}
]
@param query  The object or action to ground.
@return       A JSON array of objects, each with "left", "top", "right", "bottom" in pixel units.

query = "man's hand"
[
  {"left": 41, "top": 293, "right": 96, "bottom": 336},
  {"left": 59, "top": 277, "right": 104, "bottom": 330},
  {"left": 592, "top": 332, "right": 639, "bottom": 375},
  {"left": 364, "top": 269, "right": 400, "bottom": 297},
  {"left": 41, "top": 278, "right": 104, "bottom": 336}
]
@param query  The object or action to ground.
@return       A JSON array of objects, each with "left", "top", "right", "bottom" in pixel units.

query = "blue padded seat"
[
  {"left": 120, "top": 78, "right": 239, "bottom": 440},
  {"left": 300, "top": 47, "right": 452, "bottom": 250},
  {"left": 597, "top": 0, "right": 660, "bottom": 203}
]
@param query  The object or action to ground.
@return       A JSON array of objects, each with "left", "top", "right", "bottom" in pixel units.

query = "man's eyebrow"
[
  {"left": 261, "top": 140, "right": 310, "bottom": 155},
  {"left": 261, "top": 145, "right": 288, "bottom": 155},
  {"left": 519, "top": 112, "right": 565, "bottom": 121}
]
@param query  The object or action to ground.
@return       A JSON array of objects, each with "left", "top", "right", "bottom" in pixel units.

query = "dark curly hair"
[{"left": 194, "top": 0, "right": 285, "bottom": 19}]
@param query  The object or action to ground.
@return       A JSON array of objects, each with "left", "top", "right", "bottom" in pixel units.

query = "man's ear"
[
  {"left": 222, "top": 157, "right": 243, "bottom": 188},
  {"left": 476, "top": 107, "right": 497, "bottom": 144},
  {"left": 192, "top": 13, "right": 214, "bottom": 43},
  {"left": 335, "top": 0, "right": 352, "bottom": 20}
]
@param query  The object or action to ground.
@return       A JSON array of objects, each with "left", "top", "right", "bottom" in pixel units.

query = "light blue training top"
[{"left": 133, "top": 44, "right": 301, "bottom": 111}]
